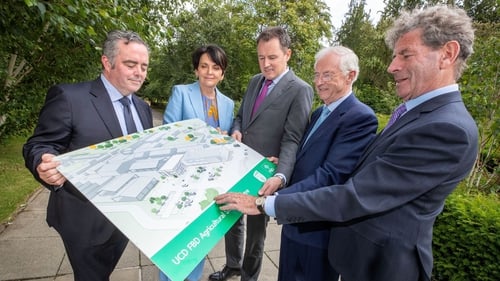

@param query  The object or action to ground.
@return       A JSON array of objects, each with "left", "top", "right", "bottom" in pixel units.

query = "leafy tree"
[
  {"left": 144, "top": 0, "right": 333, "bottom": 104},
  {"left": 381, "top": 0, "right": 499, "bottom": 23},
  {"left": 381, "top": 0, "right": 446, "bottom": 19},
  {"left": 461, "top": 22, "right": 500, "bottom": 193},
  {"left": 336, "top": 0, "right": 397, "bottom": 114},
  {"left": 462, "top": 0, "right": 499, "bottom": 23},
  {"left": 144, "top": 0, "right": 259, "bottom": 105},
  {"left": 0, "top": 0, "right": 176, "bottom": 139}
]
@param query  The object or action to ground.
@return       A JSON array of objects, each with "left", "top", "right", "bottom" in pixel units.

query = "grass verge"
[
  {"left": 0, "top": 107, "right": 164, "bottom": 226},
  {"left": 0, "top": 135, "right": 40, "bottom": 224}
]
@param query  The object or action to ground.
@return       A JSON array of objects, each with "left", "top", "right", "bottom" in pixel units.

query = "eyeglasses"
[{"left": 313, "top": 72, "right": 340, "bottom": 82}]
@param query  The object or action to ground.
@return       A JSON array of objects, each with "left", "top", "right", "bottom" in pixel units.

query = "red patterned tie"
[{"left": 252, "top": 79, "right": 273, "bottom": 117}]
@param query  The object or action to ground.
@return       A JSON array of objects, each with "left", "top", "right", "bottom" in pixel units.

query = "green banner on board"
[{"left": 152, "top": 158, "right": 275, "bottom": 281}]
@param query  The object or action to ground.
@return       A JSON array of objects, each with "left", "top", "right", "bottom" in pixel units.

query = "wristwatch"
[
  {"left": 255, "top": 196, "right": 267, "bottom": 215},
  {"left": 274, "top": 174, "right": 286, "bottom": 188}
]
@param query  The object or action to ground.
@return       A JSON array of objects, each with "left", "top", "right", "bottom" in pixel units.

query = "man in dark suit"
[
  {"left": 209, "top": 26, "right": 313, "bottom": 281},
  {"left": 274, "top": 46, "right": 378, "bottom": 281},
  {"left": 23, "top": 30, "right": 153, "bottom": 281},
  {"left": 214, "top": 5, "right": 478, "bottom": 281}
]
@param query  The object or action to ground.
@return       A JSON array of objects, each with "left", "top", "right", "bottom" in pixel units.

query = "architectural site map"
[{"left": 55, "top": 119, "right": 276, "bottom": 281}]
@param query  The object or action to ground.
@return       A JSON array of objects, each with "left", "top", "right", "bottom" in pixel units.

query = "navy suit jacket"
[
  {"left": 23, "top": 77, "right": 153, "bottom": 245},
  {"left": 275, "top": 91, "right": 478, "bottom": 281},
  {"left": 278, "top": 94, "right": 378, "bottom": 248}
]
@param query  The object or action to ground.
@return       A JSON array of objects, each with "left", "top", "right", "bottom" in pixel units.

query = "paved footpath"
[{"left": 0, "top": 108, "right": 281, "bottom": 281}]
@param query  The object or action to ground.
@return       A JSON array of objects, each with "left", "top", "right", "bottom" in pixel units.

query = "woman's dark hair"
[{"left": 192, "top": 44, "right": 228, "bottom": 73}]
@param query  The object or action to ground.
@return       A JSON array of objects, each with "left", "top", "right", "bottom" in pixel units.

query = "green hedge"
[{"left": 432, "top": 192, "right": 500, "bottom": 280}]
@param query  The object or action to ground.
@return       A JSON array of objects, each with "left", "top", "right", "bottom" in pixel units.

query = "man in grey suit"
[
  {"left": 209, "top": 26, "right": 313, "bottom": 281},
  {"left": 214, "top": 5, "right": 478, "bottom": 281},
  {"left": 23, "top": 30, "right": 153, "bottom": 281}
]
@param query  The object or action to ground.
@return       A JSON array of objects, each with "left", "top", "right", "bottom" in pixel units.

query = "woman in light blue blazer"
[
  {"left": 162, "top": 45, "right": 234, "bottom": 134},
  {"left": 160, "top": 44, "right": 234, "bottom": 281}
]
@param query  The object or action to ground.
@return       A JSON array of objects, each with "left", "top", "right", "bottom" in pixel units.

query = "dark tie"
[
  {"left": 384, "top": 103, "right": 407, "bottom": 130},
  {"left": 252, "top": 79, "right": 273, "bottom": 117},
  {"left": 119, "top": 96, "right": 138, "bottom": 134},
  {"left": 303, "top": 106, "right": 330, "bottom": 145}
]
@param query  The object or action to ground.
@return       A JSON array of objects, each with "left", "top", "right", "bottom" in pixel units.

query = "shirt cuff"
[
  {"left": 274, "top": 173, "right": 287, "bottom": 187},
  {"left": 264, "top": 195, "right": 277, "bottom": 217}
]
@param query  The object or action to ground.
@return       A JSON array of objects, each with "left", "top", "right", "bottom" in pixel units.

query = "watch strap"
[{"left": 256, "top": 196, "right": 266, "bottom": 215}]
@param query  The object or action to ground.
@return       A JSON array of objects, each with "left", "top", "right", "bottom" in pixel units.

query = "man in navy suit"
[
  {"left": 215, "top": 5, "right": 478, "bottom": 281},
  {"left": 23, "top": 30, "right": 153, "bottom": 281},
  {"left": 270, "top": 46, "right": 378, "bottom": 281}
]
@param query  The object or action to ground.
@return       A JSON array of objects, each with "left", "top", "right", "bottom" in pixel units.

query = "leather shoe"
[{"left": 209, "top": 265, "right": 241, "bottom": 281}]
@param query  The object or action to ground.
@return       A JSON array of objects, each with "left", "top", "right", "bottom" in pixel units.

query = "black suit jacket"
[
  {"left": 23, "top": 77, "right": 153, "bottom": 245},
  {"left": 275, "top": 91, "right": 478, "bottom": 281}
]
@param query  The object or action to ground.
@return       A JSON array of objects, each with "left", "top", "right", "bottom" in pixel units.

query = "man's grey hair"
[
  {"left": 385, "top": 5, "right": 474, "bottom": 79},
  {"left": 102, "top": 30, "right": 150, "bottom": 67}
]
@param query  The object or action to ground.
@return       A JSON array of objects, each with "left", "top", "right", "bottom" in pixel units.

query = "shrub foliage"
[{"left": 432, "top": 192, "right": 500, "bottom": 280}]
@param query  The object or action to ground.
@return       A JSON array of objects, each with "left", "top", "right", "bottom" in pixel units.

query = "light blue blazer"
[{"left": 162, "top": 81, "right": 234, "bottom": 132}]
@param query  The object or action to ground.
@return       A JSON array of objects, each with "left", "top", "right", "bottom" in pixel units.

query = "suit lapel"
[
  {"left": 89, "top": 79, "right": 123, "bottom": 138},
  {"left": 215, "top": 88, "right": 230, "bottom": 131},
  {"left": 252, "top": 71, "right": 294, "bottom": 119},
  {"left": 297, "top": 108, "right": 321, "bottom": 158},
  {"left": 245, "top": 75, "right": 266, "bottom": 126},
  {"left": 131, "top": 95, "right": 152, "bottom": 129},
  {"left": 299, "top": 94, "right": 356, "bottom": 157},
  {"left": 188, "top": 83, "right": 205, "bottom": 119},
  {"left": 353, "top": 91, "right": 461, "bottom": 171},
  {"left": 353, "top": 109, "right": 420, "bottom": 171}
]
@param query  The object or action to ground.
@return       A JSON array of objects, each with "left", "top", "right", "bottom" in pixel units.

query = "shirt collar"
[
  {"left": 100, "top": 74, "right": 130, "bottom": 102},
  {"left": 405, "top": 84, "right": 459, "bottom": 112},
  {"left": 267, "top": 67, "right": 290, "bottom": 85},
  {"left": 325, "top": 91, "right": 352, "bottom": 113}
]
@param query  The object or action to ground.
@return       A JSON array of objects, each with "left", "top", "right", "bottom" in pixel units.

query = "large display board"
[{"left": 55, "top": 119, "right": 275, "bottom": 281}]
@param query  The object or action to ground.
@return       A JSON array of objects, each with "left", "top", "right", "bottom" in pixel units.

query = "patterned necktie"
[
  {"left": 252, "top": 79, "right": 273, "bottom": 117},
  {"left": 119, "top": 96, "right": 138, "bottom": 134},
  {"left": 303, "top": 106, "right": 330, "bottom": 145},
  {"left": 385, "top": 103, "right": 407, "bottom": 130}
]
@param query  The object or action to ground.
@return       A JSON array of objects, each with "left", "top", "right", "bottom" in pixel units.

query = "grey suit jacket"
[
  {"left": 23, "top": 77, "right": 153, "bottom": 245},
  {"left": 274, "top": 91, "right": 478, "bottom": 281},
  {"left": 232, "top": 70, "right": 313, "bottom": 179}
]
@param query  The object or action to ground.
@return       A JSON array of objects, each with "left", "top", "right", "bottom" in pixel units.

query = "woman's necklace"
[{"left": 201, "top": 93, "right": 219, "bottom": 128}]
